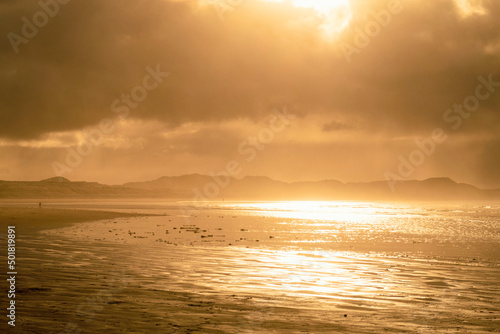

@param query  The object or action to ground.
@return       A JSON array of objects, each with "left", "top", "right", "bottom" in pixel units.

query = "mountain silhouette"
[{"left": 1, "top": 175, "right": 498, "bottom": 201}]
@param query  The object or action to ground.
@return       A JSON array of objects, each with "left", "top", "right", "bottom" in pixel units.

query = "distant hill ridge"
[
  {"left": 40, "top": 176, "right": 71, "bottom": 183},
  {"left": 0, "top": 175, "right": 498, "bottom": 200}
]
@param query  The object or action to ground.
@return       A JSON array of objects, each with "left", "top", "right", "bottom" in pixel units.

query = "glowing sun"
[
  {"left": 291, "top": 0, "right": 350, "bottom": 15},
  {"left": 264, "top": 0, "right": 352, "bottom": 35}
]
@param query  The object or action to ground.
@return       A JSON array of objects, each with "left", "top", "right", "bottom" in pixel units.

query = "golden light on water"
[
  {"left": 233, "top": 201, "right": 383, "bottom": 222},
  {"left": 243, "top": 249, "right": 386, "bottom": 298}
]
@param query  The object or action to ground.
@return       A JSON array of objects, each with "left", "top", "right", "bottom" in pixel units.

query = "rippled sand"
[{"left": 1, "top": 204, "right": 499, "bottom": 333}]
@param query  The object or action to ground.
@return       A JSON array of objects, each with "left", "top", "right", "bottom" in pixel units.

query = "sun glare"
[
  {"left": 454, "top": 0, "right": 486, "bottom": 17},
  {"left": 264, "top": 0, "right": 349, "bottom": 14},
  {"left": 233, "top": 201, "right": 381, "bottom": 222},
  {"left": 264, "top": 0, "right": 352, "bottom": 35},
  {"left": 292, "top": 0, "right": 350, "bottom": 14}
]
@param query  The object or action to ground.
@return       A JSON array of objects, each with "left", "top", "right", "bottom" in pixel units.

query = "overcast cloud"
[{"left": 0, "top": 0, "right": 498, "bottom": 187}]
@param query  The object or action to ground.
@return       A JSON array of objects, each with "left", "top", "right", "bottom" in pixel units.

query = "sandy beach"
[
  {"left": 1, "top": 206, "right": 351, "bottom": 333},
  {"left": 3, "top": 0, "right": 500, "bottom": 332},
  {"left": 0, "top": 203, "right": 499, "bottom": 333},
  {"left": 0, "top": 206, "right": 153, "bottom": 233}
]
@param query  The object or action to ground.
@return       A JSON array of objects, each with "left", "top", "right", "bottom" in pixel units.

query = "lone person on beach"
[{"left": 39, "top": 202, "right": 42, "bottom": 209}]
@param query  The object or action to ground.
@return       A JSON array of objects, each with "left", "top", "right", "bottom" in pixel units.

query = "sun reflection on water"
[
  {"left": 228, "top": 201, "right": 388, "bottom": 223},
  {"left": 231, "top": 249, "right": 389, "bottom": 299}
]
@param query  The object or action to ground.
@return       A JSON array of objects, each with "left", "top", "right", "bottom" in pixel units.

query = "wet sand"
[
  {"left": 1, "top": 206, "right": 499, "bottom": 333},
  {"left": 1, "top": 212, "right": 354, "bottom": 333},
  {"left": 0, "top": 207, "right": 153, "bottom": 233}
]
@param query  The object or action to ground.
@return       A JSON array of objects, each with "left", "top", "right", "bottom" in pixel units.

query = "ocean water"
[
  {"left": 38, "top": 201, "right": 500, "bottom": 332},
  {"left": 45, "top": 200, "right": 500, "bottom": 256}
]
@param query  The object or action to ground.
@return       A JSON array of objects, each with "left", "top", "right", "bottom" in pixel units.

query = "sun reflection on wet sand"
[{"left": 38, "top": 201, "right": 500, "bottom": 333}]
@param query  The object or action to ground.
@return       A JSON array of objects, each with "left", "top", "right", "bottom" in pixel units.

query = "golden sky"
[{"left": 0, "top": 0, "right": 499, "bottom": 187}]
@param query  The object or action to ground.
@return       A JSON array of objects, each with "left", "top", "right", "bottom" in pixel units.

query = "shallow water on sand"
[
  {"left": 46, "top": 200, "right": 500, "bottom": 257},
  {"left": 31, "top": 201, "right": 500, "bottom": 332}
]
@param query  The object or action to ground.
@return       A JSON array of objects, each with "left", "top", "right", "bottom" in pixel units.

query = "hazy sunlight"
[{"left": 233, "top": 201, "right": 382, "bottom": 222}]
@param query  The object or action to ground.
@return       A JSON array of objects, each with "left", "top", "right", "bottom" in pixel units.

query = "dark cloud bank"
[{"left": 0, "top": 0, "right": 499, "bottom": 187}]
